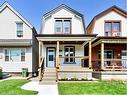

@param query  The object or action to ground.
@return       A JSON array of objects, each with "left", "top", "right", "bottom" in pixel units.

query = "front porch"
[
  {"left": 36, "top": 34, "right": 96, "bottom": 81},
  {"left": 92, "top": 37, "right": 127, "bottom": 80}
]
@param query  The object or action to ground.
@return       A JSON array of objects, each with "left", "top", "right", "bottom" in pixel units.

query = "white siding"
[
  {"left": 93, "top": 11, "right": 127, "bottom": 37},
  {"left": 0, "top": 5, "right": 38, "bottom": 73},
  {"left": 42, "top": 44, "right": 84, "bottom": 67},
  {"left": 0, "top": 47, "right": 32, "bottom": 72},
  {"left": 0, "top": 7, "right": 32, "bottom": 39},
  {"left": 42, "top": 9, "right": 84, "bottom": 34}
]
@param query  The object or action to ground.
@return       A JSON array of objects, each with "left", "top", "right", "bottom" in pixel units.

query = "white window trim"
[
  {"left": 4, "top": 48, "right": 26, "bottom": 62},
  {"left": 54, "top": 19, "right": 71, "bottom": 34}
]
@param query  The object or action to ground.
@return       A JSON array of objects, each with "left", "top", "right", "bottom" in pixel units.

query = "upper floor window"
[
  {"left": 55, "top": 19, "right": 71, "bottom": 34},
  {"left": 105, "top": 21, "right": 121, "bottom": 36},
  {"left": 16, "top": 23, "right": 23, "bottom": 37}
]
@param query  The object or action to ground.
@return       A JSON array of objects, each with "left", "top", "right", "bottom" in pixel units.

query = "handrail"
[
  {"left": 92, "top": 59, "right": 127, "bottom": 71},
  {"left": 60, "top": 55, "right": 89, "bottom": 59},
  {"left": 38, "top": 57, "right": 44, "bottom": 81}
]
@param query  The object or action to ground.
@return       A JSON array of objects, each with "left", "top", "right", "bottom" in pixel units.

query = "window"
[
  {"left": 55, "top": 20, "right": 62, "bottom": 33},
  {"left": 64, "top": 46, "right": 75, "bottom": 63},
  {"left": 55, "top": 19, "right": 71, "bottom": 34},
  {"left": 21, "top": 49, "right": 25, "bottom": 61},
  {"left": 63, "top": 20, "right": 71, "bottom": 33},
  {"left": 98, "top": 50, "right": 113, "bottom": 66},
  {"left": 16, "top": 23, "right": 23, "bottom": 37},
  {"left": 105, "top": 21, "right": 121, "bottom": 36},
  {"left": 113, "top": 22, "right": 120, "bottom": 32},
  {"left": 5, "top": 48, "right": 25, "bottom": 62},
  {"left": 5, "top": 49, "right": 9, "bottom": 61}
]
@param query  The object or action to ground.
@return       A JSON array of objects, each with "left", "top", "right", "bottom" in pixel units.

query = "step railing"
[{"left": 38, "top": 57, "right": 44, "bottom": 81}]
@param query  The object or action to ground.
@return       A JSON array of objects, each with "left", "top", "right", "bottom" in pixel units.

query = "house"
[
  {"left": 86, "top": 6, "right": 127, "bottom": 80},
  {"left": 36, "top": 4, "right": 97, "bottom": 83},
  {"left": 37, "top": 4, "right": 127, "bottom": 82},
  {"left": 0, "top": 2, "right": 38, "bottom": 76}
]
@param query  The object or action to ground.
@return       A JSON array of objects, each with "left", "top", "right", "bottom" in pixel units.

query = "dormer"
[
  {"left": 40, "top": 4, "right": 85, "bottom": 34},
  {"left": 86, "top": 5, "right": 127, "bottom": 37}
]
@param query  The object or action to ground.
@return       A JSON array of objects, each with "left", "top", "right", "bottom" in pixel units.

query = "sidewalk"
[{"left": 21, "top": 81, "right": 59, "bottom": 95}]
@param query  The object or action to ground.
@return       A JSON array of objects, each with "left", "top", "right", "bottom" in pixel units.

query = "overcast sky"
[{"left": 0, "top": 0, "right": 126, "bottom": 33}]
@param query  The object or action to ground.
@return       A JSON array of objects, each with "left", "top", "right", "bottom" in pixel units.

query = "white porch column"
[
  {"left": 101, "top": 42, "right": 104, "bottom": 70},
  {"left": 89, "top": 40, "right": 92, "bottom": 69},
  {"left": 56, "top": 41, "right": 59, "bottom": 67},
  {"left": 56, "top": 41, "right": 59, "bottom": 81}
]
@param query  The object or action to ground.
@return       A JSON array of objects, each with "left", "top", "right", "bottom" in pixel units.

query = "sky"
[{"left": 0, "top": 0, "right": 126, "bottom": 32}]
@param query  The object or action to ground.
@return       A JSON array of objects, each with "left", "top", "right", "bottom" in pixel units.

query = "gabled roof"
[
  {"left": 86, "top": 5, "right": 127, "bottom": 33},
  {"left": 43, "top": 4, "right": 83, "bottom": 17},
  {"left": 43, "top": 4, "right": 85, "bottom": 31},
  {"left": 0, "top": 1, "right": 33, "bottom": 29}
]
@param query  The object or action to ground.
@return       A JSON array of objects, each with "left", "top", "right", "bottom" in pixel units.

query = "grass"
[
  {"left": 0, "top": 79, "right": 37, "bottom": 95},
  {"left": 58, "top": 81, "right": 127, "bottom": 95}
]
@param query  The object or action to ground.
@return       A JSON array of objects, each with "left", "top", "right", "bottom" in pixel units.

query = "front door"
[{"left": 47, "top": 48, "right": 55, "bottom": 68}]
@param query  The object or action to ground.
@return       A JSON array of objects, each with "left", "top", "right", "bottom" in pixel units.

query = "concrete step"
[
  {"left": 42, "top": 77, "right": 56, "bottom": 81},
  {"left": 43, "top": 74, "right": 56, "bottom": 77},
  {"left": 44, "top": 71, "right": 56, "bottom": 74},
  {"left": 45, "top": 68, "right": 56, "bottom": 72}
]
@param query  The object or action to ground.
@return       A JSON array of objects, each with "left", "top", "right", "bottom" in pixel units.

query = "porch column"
[
  {"left": 56, "top": 41, "right": 60, "bottom": 67},
  {"left": 56, "top": 41, "right": 59, "bottom": 81},
  {"left": 38, "top": 41, "right": 43, "bottom": 81},
  {"left": 101, "top": 42, "right": 104, "bottom": 70},
  {"left": 89, "top": 40, "right": 92, "bottom": 69}
]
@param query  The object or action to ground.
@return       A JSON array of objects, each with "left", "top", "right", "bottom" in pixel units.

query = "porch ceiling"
[{"left": 92, "top": 37, "right": 127, "bottom": 47}]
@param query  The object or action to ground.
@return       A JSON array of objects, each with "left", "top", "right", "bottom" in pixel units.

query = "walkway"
[{"left": 21, "top": 81, "right": 59, "bottom": 95}]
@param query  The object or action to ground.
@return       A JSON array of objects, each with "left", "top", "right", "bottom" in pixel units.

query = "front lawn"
[
  {"left": 0, "top": 79, "right": 37, "bottom": 95},
  {"left": 58, "top": 81, "right": 127, "bottom": 95}
]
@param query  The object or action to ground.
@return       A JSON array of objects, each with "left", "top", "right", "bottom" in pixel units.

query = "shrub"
[{"left": 70, "top": 77, "right": 78, "bottom": 81}]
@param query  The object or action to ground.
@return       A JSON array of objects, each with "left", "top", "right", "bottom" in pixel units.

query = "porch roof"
[
  {"left": 36, "top": 34, "right": 97, "bottom": 41},
  {"left": 92, "top": 36, "right": 127, "bottom": 47},
  {"left": 0, "top": 39, "right": 32, "bottom": 46}
]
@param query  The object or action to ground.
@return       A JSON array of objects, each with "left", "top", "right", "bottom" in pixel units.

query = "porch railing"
[
  {"left": 38, "top": 57, "right": 44, "bottom": 81},
  {"left": 92, "top": 59, "right": 127, "bottom": 71},
  {"left": 59, "top": 56, "right": 89, "bottom": 67}
]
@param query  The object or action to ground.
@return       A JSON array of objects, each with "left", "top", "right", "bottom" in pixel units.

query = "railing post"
[
  {"left": 101, "top": 42, "right": 104, "bottom": 70},
  {"left": 89, "top": 40, "right": 92, "bottom": 69}
]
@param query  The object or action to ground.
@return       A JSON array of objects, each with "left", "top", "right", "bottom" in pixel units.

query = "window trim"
[
  {"left": 104, "top": 20, "right": 121, "bottom": 36},
  {"left": 4, "top": 48, "right": 26, "bottom": 62},
  {"left": 55, "top": 18, "right": 72, "bottom": 34},
  {"left": 16, "top": 22, "right": 23, "bottom": 37},
  {"left": 64, "top": 46, "right": 75, "bottom": 64}
]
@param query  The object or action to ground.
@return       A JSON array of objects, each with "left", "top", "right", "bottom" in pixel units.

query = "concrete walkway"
[{"left": 21, "top": 81, "right": 59, "bottom": 95}]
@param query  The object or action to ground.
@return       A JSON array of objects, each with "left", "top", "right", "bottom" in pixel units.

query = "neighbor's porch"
[{"left": 92, "top": 37, "right": 127, "bottom": 71}]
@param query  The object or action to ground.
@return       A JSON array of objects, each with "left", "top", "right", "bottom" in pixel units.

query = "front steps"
[{"left": 40, "top": 68, "right": 57, "bottom": 85}]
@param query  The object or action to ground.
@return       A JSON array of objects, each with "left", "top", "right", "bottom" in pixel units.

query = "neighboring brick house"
[{"left": 86, "top": 6, "right": 127, "bottom": 80}]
